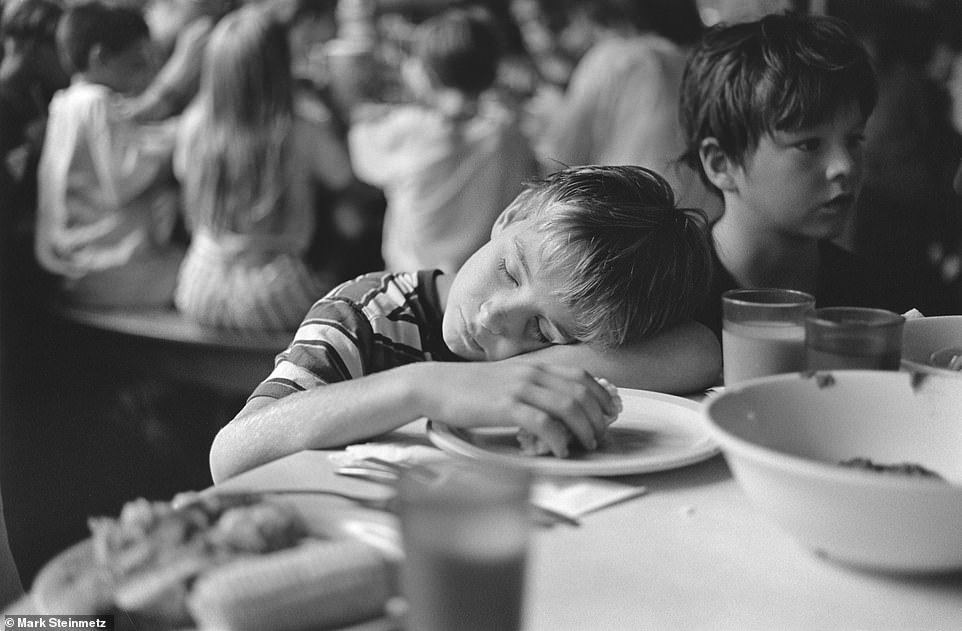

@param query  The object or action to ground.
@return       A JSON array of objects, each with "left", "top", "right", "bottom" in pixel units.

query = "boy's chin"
[{"left": 452, "top": 343, "right": 486, "bottom": 362}]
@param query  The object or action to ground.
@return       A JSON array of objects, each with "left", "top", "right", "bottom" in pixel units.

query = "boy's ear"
[{"left": 699, "top": 138, "right": 739, "bottom": 193}]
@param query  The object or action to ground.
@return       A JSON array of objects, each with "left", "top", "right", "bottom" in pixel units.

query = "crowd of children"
[
  {"left": 4, "top": 0, "right": 962, "bottom": 324},
  {"left": 4, "top": 0, "right": 962, "bottom": 600}
]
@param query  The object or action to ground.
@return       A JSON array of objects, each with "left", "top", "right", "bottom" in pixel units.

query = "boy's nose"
[
  {"left": 826, "top": 145, "right": 859, "bottom": 181},
  {"left": 478, "top": 298, "right": 525, "bottom": 337},
  {"left": 478, "top": 300, "right": 506, "bottom": 334}
]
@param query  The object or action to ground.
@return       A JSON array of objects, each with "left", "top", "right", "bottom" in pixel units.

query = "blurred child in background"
[
  {"left": 348, "top": 6, "right": 537, "bottom": 275},
  {"left": 174, "top": 4, "right": 354, "bottom": 331},
  {"left": 534, "top": 0, "right": 719, "bottom": 218},
  {"left": 35, "top": 1, "right": 184, "bottom": 308}
]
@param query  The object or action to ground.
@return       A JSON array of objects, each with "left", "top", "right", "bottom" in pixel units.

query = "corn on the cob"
[{"left": 187, "top": 539, "right": 393, "bottom": 631}]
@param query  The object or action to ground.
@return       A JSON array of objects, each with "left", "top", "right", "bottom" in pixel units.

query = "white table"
[{"left": 216, "top": 423, "right": 962, "bottom": 631}]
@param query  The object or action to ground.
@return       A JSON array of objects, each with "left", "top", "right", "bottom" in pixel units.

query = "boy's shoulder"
[
  {"left": 49, "top": 81, "right": 118, "bottom": 120},
  {"left": 323, "top": 271, "right": 428, "bottom": 312},
  {"left": 302, "top": 270, "right": 447, "bottom": 350},
  {"left": 55, "top": 81, "right": 112, "bottom": 104}
]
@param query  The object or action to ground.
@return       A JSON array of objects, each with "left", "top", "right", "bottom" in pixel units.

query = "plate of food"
[
  {"left": 31, "top": 491, "right": 398, "bottom": 631},
  {"left": 427, "top": 388, "right": 719, "bottom": 476}
]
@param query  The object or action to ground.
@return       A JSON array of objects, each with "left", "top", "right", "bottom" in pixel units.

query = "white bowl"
[
  {"left": 901, "top": 315, "right": 962, "bottom": 375},
  {"left": 704, "top": 370, "right": 962, "bottom": 573}
]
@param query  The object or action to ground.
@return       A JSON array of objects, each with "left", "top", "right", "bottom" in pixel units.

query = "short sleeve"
[{"left": 248, "top": 296, "right": 374, "bottom": 401}]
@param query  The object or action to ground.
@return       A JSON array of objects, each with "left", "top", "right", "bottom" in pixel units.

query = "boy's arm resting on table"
[
  {"left": 210, "top": 361, "right": 617, "bottom": 483},
  {"left": 508, "top": 319, "right": 722, "bottom": 394},
  {"left": 210, "top": 366, "right": 421, "bottom": 484}
]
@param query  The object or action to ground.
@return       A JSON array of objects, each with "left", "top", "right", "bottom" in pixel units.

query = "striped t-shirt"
[{"left": 249, "top": 270, "right": 461, "bottom": 400}]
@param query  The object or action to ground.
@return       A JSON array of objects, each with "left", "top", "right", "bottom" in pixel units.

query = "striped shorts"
[{"left": 174, "top": 236, "right": 331, "bottom": 332}]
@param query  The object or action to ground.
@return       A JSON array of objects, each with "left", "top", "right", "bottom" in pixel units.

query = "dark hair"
[
  {"left": 506, "top": 165, "right": 712, "bottom": 347},
  {"left": 412, "top": 7, "right": 502, "bottom": 96},
  {"left": 679, "top": 12, "right": 878, "bottom": 187},
  {"left": 56, "top": 1, "right": 150, "bottom": 73},
  {"left": 1, "top": 0, "right": 62, "bottom": 43}
]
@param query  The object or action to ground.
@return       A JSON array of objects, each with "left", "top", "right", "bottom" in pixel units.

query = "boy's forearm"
[
  {"left": 510, "top": 319, "right": 722, "bottom": 394},
  {"left": 209, "top": 364, "right": 434, "bottom": 483}
]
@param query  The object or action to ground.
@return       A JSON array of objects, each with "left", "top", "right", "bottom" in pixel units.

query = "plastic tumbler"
[
  {"left": 805, "top": 307, "right": 905, "bottom": 371},
  {"left": 722, "top": 288, "right": 815, "bottom": 385},
  {"left": 397, "top": 460, "right": 532, "bottom": 631}
]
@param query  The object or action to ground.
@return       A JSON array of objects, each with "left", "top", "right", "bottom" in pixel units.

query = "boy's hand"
[{"left": 417, "top": 362, "right": 618, "bottom": 458}]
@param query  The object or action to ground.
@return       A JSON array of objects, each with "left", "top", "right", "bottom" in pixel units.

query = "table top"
[{"left": 214, "top": 422, "right": 962, "bottom": 631}]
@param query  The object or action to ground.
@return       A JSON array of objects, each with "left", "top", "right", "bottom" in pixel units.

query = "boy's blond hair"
[{"left": 505, "top": 165, "right": 711, "bottom": 347}]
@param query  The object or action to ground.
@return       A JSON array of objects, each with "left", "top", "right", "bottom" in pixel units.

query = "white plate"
[{"left": 427, "top": 388, "right": 719, "bottom": 476}]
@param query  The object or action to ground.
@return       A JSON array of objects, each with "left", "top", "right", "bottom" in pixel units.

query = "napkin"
[
  {"left": 530, "top": 476, "right": 647, "bottom": 520},
  {"left": 328, "top": 442, "right": 450, "bottom": 468},
  {"left": 328, "top": 443, "right": 648, "bottom": 521}
]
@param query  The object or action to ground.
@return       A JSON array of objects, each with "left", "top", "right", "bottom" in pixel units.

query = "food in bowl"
[
  {"left": 838, "top": 457, "right": 944, "bottom": 480},
  {"left": 704, "top": 370, "right": 962, "bottom": 573}
]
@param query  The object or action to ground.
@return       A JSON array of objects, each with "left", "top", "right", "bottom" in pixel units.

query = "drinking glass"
[
  {"left": 722, "top": 288, "right": 815, "bottom": 385},
  {"left": 397, "top": 460, "right": 532, "bottom": 631},
  {"left": 805, "top": 307, "right": 905, "bottom": 371}
]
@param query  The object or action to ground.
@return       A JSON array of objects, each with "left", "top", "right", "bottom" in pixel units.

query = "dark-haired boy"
[{"left": 679, "top": 12, "right": 916, "bottom": 337}]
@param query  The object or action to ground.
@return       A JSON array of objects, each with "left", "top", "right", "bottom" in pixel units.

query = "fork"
[{"left": 338, "top": 458, "right": 581, "bottom": 527}]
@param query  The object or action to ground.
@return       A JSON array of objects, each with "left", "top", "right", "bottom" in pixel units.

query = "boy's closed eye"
[
  {"left": 531, "top": 316, "right": 574, "bottom": 346},
  {"left": 497, "top": 256, "right": 573, "bottom": 346},
  {"left": 529, "top": 318, "right": 552, "bottom": 344},
  {"left": 497, "top": 257, "right": 518, "bottom": 286}
]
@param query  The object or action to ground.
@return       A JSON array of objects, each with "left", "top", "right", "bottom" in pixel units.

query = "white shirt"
[
  {"left": 36, "top": 80, "right": 179, "bottom": 277},
  {"left": 349, "top": 96, "right": 537, "bottom": 274}
]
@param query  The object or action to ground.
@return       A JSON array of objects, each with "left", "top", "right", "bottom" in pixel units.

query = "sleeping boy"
[{"left": 210, "top": 165, "right": 719, "bottom": 482}]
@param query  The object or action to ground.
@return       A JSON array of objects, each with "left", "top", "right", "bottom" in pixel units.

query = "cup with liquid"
[
  {"left": 805, "top": 306, "right": 905, "bottom": 371},
  {"left": 722, "top": 288, "right": 815, "bottom": 385},
  {"left": 397, "top": 460, "right": 532, "bottom": 631}
]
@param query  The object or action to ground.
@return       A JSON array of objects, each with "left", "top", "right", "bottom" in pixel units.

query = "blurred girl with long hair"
[{"left": 174, "top": 4, "right": 352, "bottom": 330}]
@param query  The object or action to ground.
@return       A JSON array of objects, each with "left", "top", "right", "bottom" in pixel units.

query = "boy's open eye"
[
  {"left": 498, "top": 258, "right": 519, "bottom": 286},
  {"left": 793, "top": 138, "right": 821, "bottom": 152}
]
